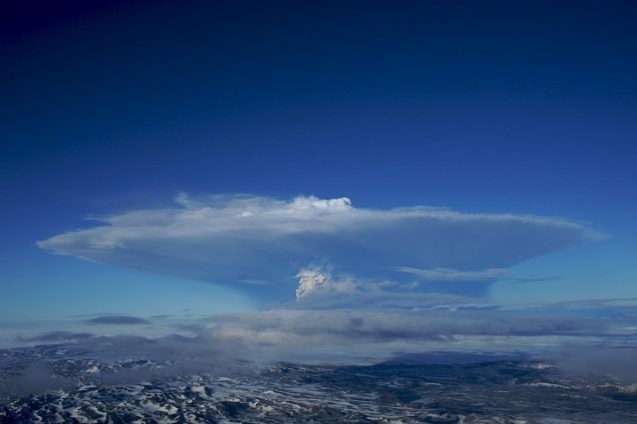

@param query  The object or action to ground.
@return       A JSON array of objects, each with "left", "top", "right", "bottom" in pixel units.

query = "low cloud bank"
[{"left": 4, "top": 297, "right": 637, "bottom": 397}]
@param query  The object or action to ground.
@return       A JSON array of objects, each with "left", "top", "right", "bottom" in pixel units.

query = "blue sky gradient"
[{"left": 1, "top": 1, "right": 636, "bottom": 325}]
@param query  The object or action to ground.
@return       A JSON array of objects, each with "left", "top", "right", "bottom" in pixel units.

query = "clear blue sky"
[{"left": 1, "top": 0, "right": 636, "bottom": 320}]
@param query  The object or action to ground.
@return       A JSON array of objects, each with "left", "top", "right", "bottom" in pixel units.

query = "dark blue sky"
[{"left": 2, "top": 1, "right": 636, "bottom": 318}]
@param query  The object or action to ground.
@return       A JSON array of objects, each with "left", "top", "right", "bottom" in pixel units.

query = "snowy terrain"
[{"left": 1, "top": 344, "right": 636, "bottom": 423}]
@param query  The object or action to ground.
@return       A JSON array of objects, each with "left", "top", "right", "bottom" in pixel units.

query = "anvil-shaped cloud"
[{"left": 38, "top": 194, "right": 601, "bottom": 298}]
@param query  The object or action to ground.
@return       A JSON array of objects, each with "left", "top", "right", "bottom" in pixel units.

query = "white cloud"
[
  {"left": 295, "top": 266, "right": 359, "bottom": 301},
  {"left": 396, "top": 267, "right": 508, "bottom": 282},
  {"left": 38, "top": 194, "right": 602, "bottom": 299}
]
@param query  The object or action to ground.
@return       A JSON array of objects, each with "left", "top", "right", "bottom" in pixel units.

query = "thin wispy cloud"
[
  {"left": 20, "top": 331, "right": 95, "bottom": 343},
  {"left": 85, "top": 315, "right": 150, "bottom": 325},
  {"left": 396, "top": 267, "right": 508, "bottom": 282}
]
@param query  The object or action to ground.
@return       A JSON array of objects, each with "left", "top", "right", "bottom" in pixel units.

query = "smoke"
[
  {"left": 0, "top": 362, "right": 72, "bottom": 403},
  {"left": 555, "top": 345, "right": 637, "bottom": 381},
  {"left": 38, "top": 194, "right": 601, "bottom": 299}
]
